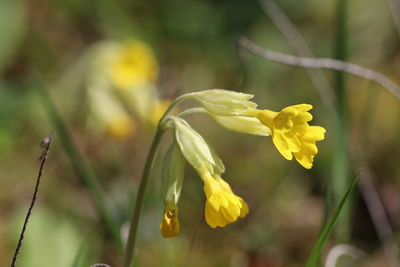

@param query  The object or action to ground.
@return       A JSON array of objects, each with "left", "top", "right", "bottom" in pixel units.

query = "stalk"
[
  {"left": 332, "top": 0, "right": 351, "bottom": 240},
  {"left": 123, "top": 96, "right": 187, "bottom": 267}
]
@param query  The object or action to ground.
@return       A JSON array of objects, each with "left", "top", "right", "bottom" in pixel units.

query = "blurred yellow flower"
[
  {"left": 150, "top": 100, "right": 170, "bottom": 126},
  {"left": 89, "top": 87, "right": 134, "bottom": 139},
  {"left": 105, "top": 114, "right": 135, "bottom": 139},
  {"left": 249, "top": 104, "right": 325, "bottom": 169},
  {"left": 202, "top": 173, "right": 248, "bottom": 228},
  {"left": 109, "top": 40, "right": 158, "bottom": 90},
  {"left": 160, "top": 205, "right": 180, "bottom": 238}
]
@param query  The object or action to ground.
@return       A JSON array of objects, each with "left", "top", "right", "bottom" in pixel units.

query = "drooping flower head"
[
  {"left": 250, "top": 104, "right": 326, "bottom": 169},
  {"left": 160, "top": 204, "right": 180, "bottom": 238},
  {"left": 170, "top": 116, "right": 249, "bottom": 229},
  {"left": 202, "top": 173, "right": 249, "bottom": 228},
  {"left": 160, "top": 140, "right": 185, "bottom": 238}
]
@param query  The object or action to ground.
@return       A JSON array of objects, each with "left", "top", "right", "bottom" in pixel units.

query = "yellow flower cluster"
[
  {"left": 108, "top": 40, "right": 158, "bottom": 90},
  {"left": 85, "top": 39, "right": 168, "bottom": 139},
  {"left": 192, "top": 90, "right": 326, "bottom": 169},
  {"left": 248, "top": 104, "right": 326, "bottom": 169},
  {"left": 157, "top": 89, "right": 326, "bottom": 238}
]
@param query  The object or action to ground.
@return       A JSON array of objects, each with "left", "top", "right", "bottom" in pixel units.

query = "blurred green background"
[{"left": 1, "top": 0, "right": 399, "bottom": 266}]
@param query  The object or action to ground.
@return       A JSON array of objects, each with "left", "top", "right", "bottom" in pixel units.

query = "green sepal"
[{"left": 162, "top": 140, "right": 185, "bottom": 205}]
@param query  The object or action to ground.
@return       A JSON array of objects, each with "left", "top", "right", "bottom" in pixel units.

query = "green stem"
[
  {"left": 123, "top": 128, "right": 164, "bottom": 267},
  {"left": 123, "top": 95, "right": 187, "bottom": 267},
  {"left": 332, "top": 0, "right": 351, "bottom": 241}
]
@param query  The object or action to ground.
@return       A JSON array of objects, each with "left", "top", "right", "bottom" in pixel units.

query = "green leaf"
[{"left": 305, "top": 174, "right": 359, "bottom": 267}]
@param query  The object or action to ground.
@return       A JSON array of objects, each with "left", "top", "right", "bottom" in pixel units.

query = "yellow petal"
[
  {"left": 284, "top": 132, "right": 301, "bottom": 152},
  {"left": 205, "top": 202, "right": 230, "bottom": 228},
  {"left": 272, "top": 132, "right": 293, "bottom": 160},
  {"left": 160, "top": 209, "right": 180, "bottom": 238},
  {"left": 291, "top": 104, "right": 313, "bottom": 112},
  {"left": 239, "top": 198, "right": 249, "bottom": 218},
  {"left": 294, "top": 142, "right": 319, "bottom": 169},
  {"left": 304, "top": 126, "right": 326, "bottom": 141}
]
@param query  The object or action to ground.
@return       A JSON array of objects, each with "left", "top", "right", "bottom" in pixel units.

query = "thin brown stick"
[
  {"left": 238, "top": 37, "right": 400, "bottom": 100},
  {"left": 259, "top": 0, "right": 335, "bottom": 110},
  {"left": 358, "top": 168, "right": 400, "bottom": 267},
  {"left": 10, "top": 133, "right": 53, "bottom": 267}
]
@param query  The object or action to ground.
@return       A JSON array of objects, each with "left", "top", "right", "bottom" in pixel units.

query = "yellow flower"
[
  {"left": 109, "top": 40, "right": 158, "bottom": 90},
  {"left": 106, "top": 114, "right": 135, "bottom": 139},
  {"left": 150, "top": 100, "right": 170, "bottom": 126},
  {"left": 160, "top": 205, "right": 180, "bottom": 238},
  {"left": 203, "top": 174, "right": 248, "bottom": 228},
  {"left": 88, "top": 86, "right": 135, "bottom": 139},
  {"left": 250, "top": 104, "right": 325, "bottom": 169}
]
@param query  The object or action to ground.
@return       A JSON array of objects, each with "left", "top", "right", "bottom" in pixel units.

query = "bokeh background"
[{"left": 1, "top": 0, "right": 400, "bottom": 266}]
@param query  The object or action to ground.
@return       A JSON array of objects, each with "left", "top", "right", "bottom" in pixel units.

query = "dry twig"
[
  {"left": 10, "top": 133, "right": 53, "bottom": 267},
  {"left": 358, "top": 168, "right": 400, "bottom": 267},
  {"left": 239, "top": 37, "right": 400, "bottom": 100}
]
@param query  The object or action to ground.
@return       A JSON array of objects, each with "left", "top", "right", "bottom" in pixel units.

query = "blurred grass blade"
[
  {"left": 33, "top": 73, "right": 123, "bottom": 249},
  {"left": 71, "top": 226, "right": 99, "bottom": 267},
  {"left": 70, "top": 240, "right": 86, "bottom": 267},
  {"left": 305, "top": 175, "right": 359, "bottom": 267},
  {"left": 332, "top": 0, "right": 351, "bottom": 240}
]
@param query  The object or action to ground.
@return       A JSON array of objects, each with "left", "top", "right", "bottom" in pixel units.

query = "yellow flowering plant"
[
  {"left": 160, "top": 140, "right": 184, "bottom": 238},
  {"left": 83, "top": 39, "right": 169, "bottom": 138},
  {"left": 124, "top": 89, "right": 326, "bottom": 267}
]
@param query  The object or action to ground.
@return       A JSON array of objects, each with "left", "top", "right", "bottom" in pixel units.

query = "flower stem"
[
  {"left": 332, "top": 0, "right": 351, "bottom": 241},
  {"left": 123, "top": 95, "right": 187, "bottom": 267},
  {"left": 123, "top": 127, "right": 164, "bottom": 267}
]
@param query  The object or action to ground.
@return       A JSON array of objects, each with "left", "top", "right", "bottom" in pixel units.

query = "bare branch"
[
  {"left": 238, "top": 37, "right": 400, "bottom": 100},
  {"left": 259, "top": 0, "right": 335, "bottom": 109},
  {"left": 10, "top": 133, "right": 53, "bottom": 267},
  {"left": 358, "top": 168, "right": 400, "bottom": 267}
]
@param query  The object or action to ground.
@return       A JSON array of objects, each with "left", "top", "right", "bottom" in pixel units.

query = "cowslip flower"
[
  {"left": 247, "top": 104, "right": 325, "bottom": 169},
  {"left": 150, "top": 100, "right": 170, "bottom": 126},
  {"left": 160, "top": 204, "right": 180, "bottom": 238},
  {"left": 160, "top": 141, "right": 185, "bottom": 238},
  {"left": 168, "top": 116, "right": 249, "bottom": 229},
  {"left": 108, "top": 40, "right": 158, "bottom": 90},
  {"left": 201, "top": 171, "right": 249, "bottom": 228},
  {"left": 105, "top": 114, "right": 135, "bottom": 139},
  {"left": 88, "top": 87, "right": 134, "bottom": 139}
]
